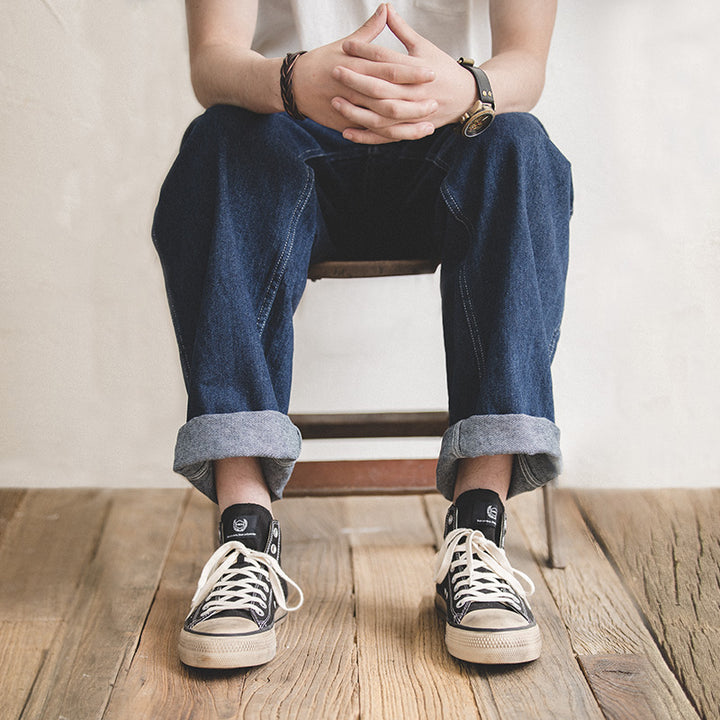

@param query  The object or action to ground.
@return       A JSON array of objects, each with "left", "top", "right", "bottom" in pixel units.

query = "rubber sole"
[
  {"left": 436, "top": 594, "right": 541, "bottom": 664},
  {"left": 178, "top": 626, "right": 276, "bottom": 669},
  {"left": 444, "top": 622, "right": 542, "bottom": 664}
]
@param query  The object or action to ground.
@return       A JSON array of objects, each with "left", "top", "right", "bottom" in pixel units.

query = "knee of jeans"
[
  {"left": 461, "top": 112, "right": 569, "bottom": 182},
  {"left": 186, "top": 105, "right": 310, "bottom": 172},
  {"left": 182, "top": 105, "right": 260, "bottom": 150},
  {"left": 485, "top": 112, "right": 548, "bottom": 147}
]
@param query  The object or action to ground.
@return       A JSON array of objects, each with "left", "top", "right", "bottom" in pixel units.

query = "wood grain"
[
  {"left": 0, "top": 620, "right": 55, "bottom": 720},
  {"left": 578, "top": 654, "right": 659, "bottom": 720},
  {"left": 512, "top": 489, "right": 699, "bottom": 720},
  {"left": 425, "top": 494, "right": 604, "bottom": 720},
  {"left": 232, "top": 497, "right": 358, "bottom": 720},
  {"left": 0, "top": 489, "right": 25, "bottom": 545},
  {"left": 286, "top": 459, "right": 437, "bottom": 495},
  {"left": 20, "top": 489, "right": 186, "bottom": 720},
  {"left": 290, "top": 411, "right": 448, "bottom": 438},
  {"left": 308, "top": 258, "right": 439, "bottom": 280},
  {"left": 340, "top": 494, "right": 437, "bottom": 548},
  {"left": 0, "top": 490, "right": 110, "bottom": 720},
  {"left": 3, "top": 489, "right": 714, "bottom": 720},
  {"left": 575, "top": 489, "right": 720, "bottom": 720},
  {"left": 341, "top": 495, "right": 476, "bottom": 719},
  {"left": 103, "top": 489, "right": 248, "bottom": 720},
  {"left": 0, "top": 489, "right": 109, "bottom": 622}
]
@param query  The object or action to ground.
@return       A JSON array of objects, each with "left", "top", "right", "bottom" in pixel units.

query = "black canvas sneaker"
[
  {"left": 178, "top": 503, "right": 303, "bottom": 669},
  {"left": 434, "top": 489, "right": 541, "bottom": 664}
]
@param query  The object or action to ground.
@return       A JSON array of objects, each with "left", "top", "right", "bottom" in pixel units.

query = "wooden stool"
[{"left": 287, "top": 259, "right": 564, "bottom": 568}]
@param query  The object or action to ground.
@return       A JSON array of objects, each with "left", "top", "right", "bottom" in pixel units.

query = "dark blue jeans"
[{"left": 152, "top": 105, "right": 573, "bottom": 503}]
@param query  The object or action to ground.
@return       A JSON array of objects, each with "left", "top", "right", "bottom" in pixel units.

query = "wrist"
[
  {"left": 456, "top": 58, "right": 495, "bottom": 136},
  {"left": 241, "top": 54, "right": 285, "bottom": 114},
  {"left": 262, "top": 56, "right": 286, "bottom": 114},
  {"left": 456, "top": 62, "right": 479, "bottom": 121},
  {"left": 280, "top": 51, "right": 308, "bottom": 120}
]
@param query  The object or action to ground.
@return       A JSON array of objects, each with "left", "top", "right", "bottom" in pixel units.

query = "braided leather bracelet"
[{"left": 280, "top": 51, "right": 307, "bottom": 121}]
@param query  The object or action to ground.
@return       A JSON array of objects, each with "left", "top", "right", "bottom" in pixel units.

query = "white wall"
[{"left": 1, "top": 1, "right": 718, "bottom": 491}]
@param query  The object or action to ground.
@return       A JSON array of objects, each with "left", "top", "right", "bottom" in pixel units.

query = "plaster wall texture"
[{"left": 1, "top": 1, "right": 718, "bottom": 491}]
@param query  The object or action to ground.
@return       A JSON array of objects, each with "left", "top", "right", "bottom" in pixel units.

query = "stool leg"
[{"left": 543, "top": 479, "right": 566, "bottom": 569}]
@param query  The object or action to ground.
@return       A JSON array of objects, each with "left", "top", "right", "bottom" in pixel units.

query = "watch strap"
[{"left": 457, "top": 58, "right": 495, "bottom": 110}]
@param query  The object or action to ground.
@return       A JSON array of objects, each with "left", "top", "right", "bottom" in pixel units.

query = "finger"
[
  {"left": 343, "top": 121, "right": 435, "bottom": 144},
  {"left": 341, "top": 44, "right": 435, "bottom": 84},
  {"left": 343, "top": 128, "right": 396, "bottom": 145},
  {"left": 332, "top": 96, "right": 437, "bottom": 126},
  {"left": 332, "top": 65, "right": 416, "bottom": 100},
  {"left": 342, "top": 38, "right": 411, "bottom": 67},
  {"left": 386, "top": 3, "right": 423, "bottom": 52},
  {"left": 349, "top": 3, "right": 388, "bottom": 44}
]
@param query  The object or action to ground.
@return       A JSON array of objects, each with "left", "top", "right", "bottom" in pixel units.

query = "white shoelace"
[
  {"left": 190, "top": 541, "right": 304, "bottom": 618},
  {"left": 434, "top": 528, "right": 535, "bottom": 610}
]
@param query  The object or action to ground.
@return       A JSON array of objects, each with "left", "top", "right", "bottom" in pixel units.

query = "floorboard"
[
  {"left": 0, "top": 487, "right": 714, "bottom": 720},
  {"left": 103, "top": 489, "right": 251, "bottom": 720},
  {"left": 0, "top": 490, "right": 110, "bottom": 720},
  {"left": 0, "top": 489, "right": 25, "bottom": 544},
  {"left": 20, "top": 489, "right": 186, "bottom": 720},
  {"left": 343, "top": 497, "right": 479, "bottom": 719},
  {"left": 513, "top": 489, "right": 700, "bottom": 720},
  {"left": 575, "top": 489, "right": 720, "bottom": 720},
  {"left": 236, "top": 498, "right": 359, "bottom": 720}
]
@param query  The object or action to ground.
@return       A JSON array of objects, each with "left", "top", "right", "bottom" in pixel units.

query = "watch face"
[{"left": 463, "top": 109, "right": 495, "bottom": 137}]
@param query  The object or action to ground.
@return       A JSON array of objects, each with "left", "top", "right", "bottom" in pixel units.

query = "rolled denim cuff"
[
  {"left": 173, "top": 410, "right": 302, "bottom": 503},
  {"left": 436, "top": 414, "right": 562, "bottom": 501}
]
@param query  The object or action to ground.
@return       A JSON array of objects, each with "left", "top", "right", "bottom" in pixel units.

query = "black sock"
[
  {"left": 219, "top": 503, "right": 273, "bottom": 551},
  {"left": 454, "top": 489, "right": 506, "bottom": 547}
]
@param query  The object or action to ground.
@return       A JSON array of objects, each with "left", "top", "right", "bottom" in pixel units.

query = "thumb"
[
  {"left": 386, "top": 3, "right": 423, "bottom": 53},
  {"left": 348, "top": 3, "right": 388, "bottom": 43}
]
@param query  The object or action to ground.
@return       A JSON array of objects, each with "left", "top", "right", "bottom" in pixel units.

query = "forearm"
[
  {"left": 480, "top": 49, "right": 547, "bottom": 114},
  {"left": 483, "top": 0, "right": 556, "bottom": 114},
  {"left": 190, "top": 43, "right": 283, "bottom": 112}
]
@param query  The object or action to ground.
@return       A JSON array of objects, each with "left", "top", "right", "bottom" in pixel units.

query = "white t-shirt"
[{"left": 252, "top": 0, "right": 491, "bottom": 63}]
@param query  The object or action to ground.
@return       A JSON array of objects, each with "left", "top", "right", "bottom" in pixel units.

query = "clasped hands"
[{"left": 291, "top": 3, "right": 477, "bottom": 144}]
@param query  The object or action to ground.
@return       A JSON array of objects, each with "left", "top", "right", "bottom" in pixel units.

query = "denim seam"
[
  {"left": 256, "top": 167, "right": 314, "bottom": 336},
  {"left": 459, "top": 265, "right": 486, "bottom": 376},
  {"left": 442, "top": 184, "right": 486, "bottom": 378},
  {"left": 150, "top": 228, "right": 193, "bottom": 382}
]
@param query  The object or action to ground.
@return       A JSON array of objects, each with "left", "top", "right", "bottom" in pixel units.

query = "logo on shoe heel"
[{"left": 233, "top": 518, "right": 249, "bottom": 533}]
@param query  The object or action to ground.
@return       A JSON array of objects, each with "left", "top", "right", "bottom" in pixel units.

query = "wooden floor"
[{"left": 1, "top": 487, "right": 717, "bottom": 720}]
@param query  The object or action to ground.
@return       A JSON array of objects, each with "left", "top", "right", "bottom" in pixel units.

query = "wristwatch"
[{"left": 457, "top": 58, "right": 495, "bottom": 137}]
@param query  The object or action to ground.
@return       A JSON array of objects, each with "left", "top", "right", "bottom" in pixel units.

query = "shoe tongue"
[
  {"left": 454, "top": 489, "right": 505, "bottom": 547},
  {"left": 219, "top": 503, "right": 273, "bottom": 551}
]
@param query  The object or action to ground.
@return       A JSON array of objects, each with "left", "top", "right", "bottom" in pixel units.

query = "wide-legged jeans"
[{"left": 152, "top": 105, "right": 573, "bottom": 503}]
